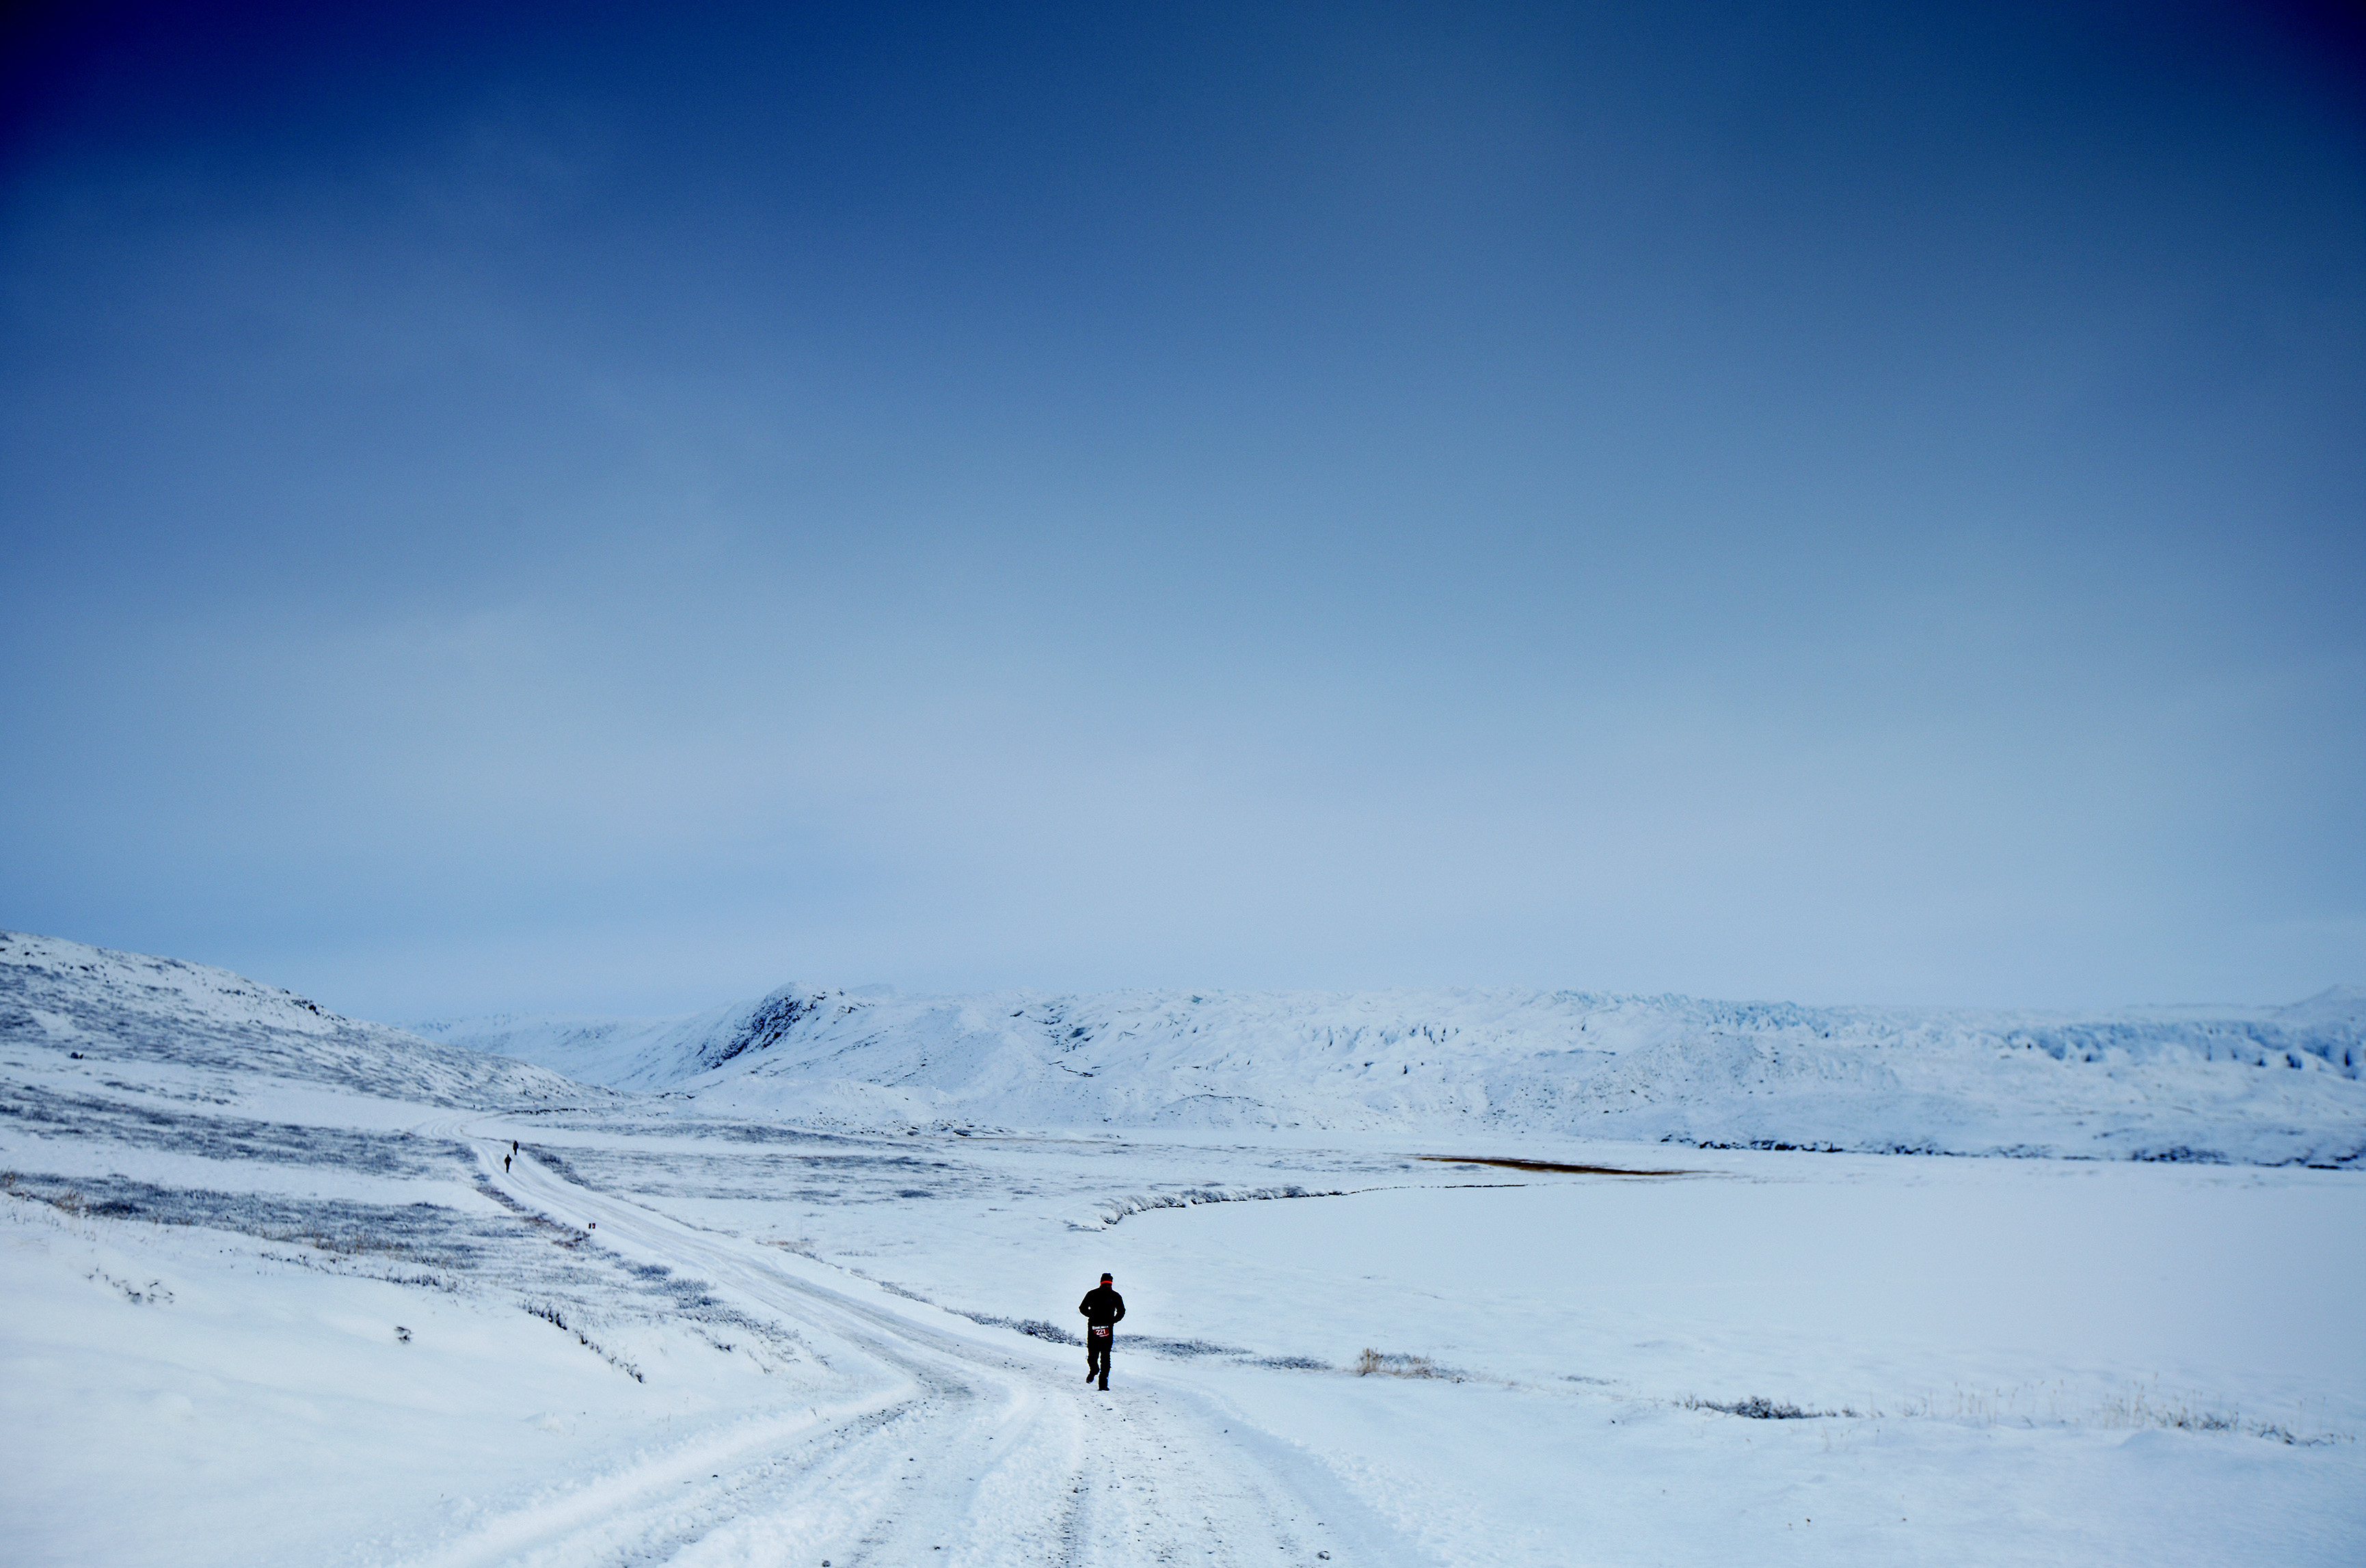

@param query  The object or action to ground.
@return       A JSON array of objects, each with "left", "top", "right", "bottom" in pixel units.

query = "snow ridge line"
[
  {"left": 1078, "top": 1176, "right": 1546, "bottom": 1230},
  {"left": 1081, "top": 1183, "right": 1350, "bottom": 1228},
  {"left": 1660, "top": 1133, "right": 2366, "bottom": 1167}
]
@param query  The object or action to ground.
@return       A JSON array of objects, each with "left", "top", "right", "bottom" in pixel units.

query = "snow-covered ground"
[
  {"left": 409, "top": 979, "right": 2366, "bottom": 1166},
  {"left": 7, "top": 932, "right": 2364, "bottom": 1565}
]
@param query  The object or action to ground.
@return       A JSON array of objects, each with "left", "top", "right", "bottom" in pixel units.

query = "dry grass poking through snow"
[{"left": 1357, "top": 1348, "right": 1471, "bottom": 1381}]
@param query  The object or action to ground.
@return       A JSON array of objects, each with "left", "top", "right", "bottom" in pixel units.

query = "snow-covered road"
[{"left": 420, "top": 1122, "right": 1406, "bottom": 1568}]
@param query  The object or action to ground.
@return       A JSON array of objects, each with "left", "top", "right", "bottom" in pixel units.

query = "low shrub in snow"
[
  {"left": 956, "top": 1312, "right": 1082, "bottom": 1345},
  {"left": 1685, "top": 1395, "right": 1848, "bottom": 1420},
  {"left": 1356, "top": 1349, "right": 1467, "bottom": 1381}
]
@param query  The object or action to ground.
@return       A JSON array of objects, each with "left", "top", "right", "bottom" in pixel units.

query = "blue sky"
[{"left": 2, "top": 1, "right": 2361, "bottom": 1017}]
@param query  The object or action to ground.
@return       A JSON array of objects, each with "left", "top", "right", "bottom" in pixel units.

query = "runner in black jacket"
[{"left": 1079, "top": 1273, "right": 1125, "bottom": 1390}]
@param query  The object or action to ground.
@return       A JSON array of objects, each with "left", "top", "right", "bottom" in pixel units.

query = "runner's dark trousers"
[{"left": 1087, "top": 1330, "right": 1112, "bottom": 1387}]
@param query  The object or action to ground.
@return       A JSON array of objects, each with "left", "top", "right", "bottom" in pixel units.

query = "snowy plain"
[{"left": 5, "top": 931, "right": 2363, "bottom": 1566}]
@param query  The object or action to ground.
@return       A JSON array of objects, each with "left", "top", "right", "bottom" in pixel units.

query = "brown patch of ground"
[{"left": 1418, "top": 1154, "right": 1696, "bottom": 1177}]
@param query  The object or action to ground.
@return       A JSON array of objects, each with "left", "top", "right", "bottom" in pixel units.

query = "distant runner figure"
[{"left": 1079, "top": 1272, "right": 1125, "bottom": 1390}]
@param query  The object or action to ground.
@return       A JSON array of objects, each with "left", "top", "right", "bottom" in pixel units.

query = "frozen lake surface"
[{"left": 5, "top": 932, "right": 2362, "bottom": 1565}]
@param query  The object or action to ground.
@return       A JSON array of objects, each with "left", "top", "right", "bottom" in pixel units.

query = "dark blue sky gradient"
[{"left": 3, "top": 2, "right": 2361, "bottom": 1015}]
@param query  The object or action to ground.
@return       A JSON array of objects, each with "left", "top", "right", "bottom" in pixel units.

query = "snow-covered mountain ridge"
[
  {"left": 1, "top": 931, "right": 605, "bottom": 1111},
  {"left": 412, "top": 978, "right": 2366, "bottom": 1165},
  {"left": 11, "top": 927, "right": 2355, "bottom": 1165}
]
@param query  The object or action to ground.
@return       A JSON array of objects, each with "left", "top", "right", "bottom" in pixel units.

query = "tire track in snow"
[{"left": 399, "top": 1122, "right": 1425, "bottom": 1568}]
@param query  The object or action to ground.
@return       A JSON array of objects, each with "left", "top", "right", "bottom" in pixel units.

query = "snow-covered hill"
[
  {"left": 1, "top": 930, "right": 606, "bottom": 1111},
  {"left": 414, "top": 980, "right": 2366, "bottom": 1165},
  {"left": 14, "top": 926, "right": 2359, "bottom": 1165}
]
